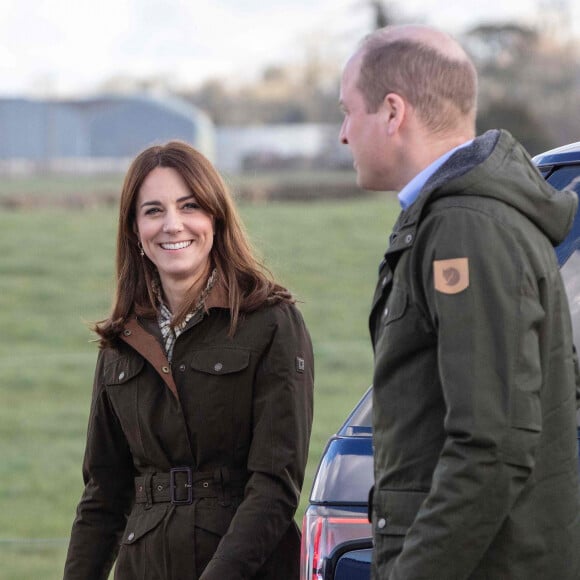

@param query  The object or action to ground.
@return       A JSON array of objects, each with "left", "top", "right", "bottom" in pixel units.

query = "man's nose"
[{"left": 339, "top": 121, "right": 348, "bottom": 145}]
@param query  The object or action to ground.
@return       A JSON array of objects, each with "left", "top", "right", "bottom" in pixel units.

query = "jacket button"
[
  {"left": 127, "top": 532, "right": 135, "bottom": 541},
  {"left": 179, "top": 364, "right": 186, "bottom": 372},
  {"left": 377, "top": 517, "right": 387, "bottom": 529},
  {"left": 405, "top": 234, "right": 413, "bottom": 244},
  {"left": 157, "top": 485, "right": 164, "bottom": 491},
  {"left": 118, "top": 371, "right": 125, "bottom": 380},
  {"left": 161, "top": 366, "right": 170, "bottom": 374},
  {"left": 214, "top": 362, "right": 223, "bottom": 372},
  {"left": 123, "top": 329, "right": 132, "bottom": 336}
]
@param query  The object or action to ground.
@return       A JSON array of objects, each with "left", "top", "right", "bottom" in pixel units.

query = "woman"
[{"left": 63, "top": 141, "right": 314, "bottom": 580}]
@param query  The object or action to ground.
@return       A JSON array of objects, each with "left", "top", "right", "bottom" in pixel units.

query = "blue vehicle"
[{"left": 300, "top": 142, "right": 580, "bottom": 580}]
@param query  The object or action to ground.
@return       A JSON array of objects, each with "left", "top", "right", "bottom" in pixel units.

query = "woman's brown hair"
[{"left": 95, "top": 141, "right": 292, "bottom": 347}]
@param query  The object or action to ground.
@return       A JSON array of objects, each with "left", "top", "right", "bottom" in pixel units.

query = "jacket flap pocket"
[
  {"left": 104, "top": 355, "right": 144, "bottom": 386},
  {"left": 501, "top": 390, "right": 542, "bottom": 468},
  {"left": 190, "top": 348, "right": 250, "bottom": 375},
  {"left": 510, "top": 389, "right": 542, "bottom": 432},
  {"left": 374, "top": 489, "right": 428, "bottom": 536},
  {"left": 382, "top": 286, "right": 408, "bottom": 326},
  {"left": 195, "top": 502, "right": 235, "bottom": 536},
  {"left": 122, "top": 505, "right": 168, "bottom": 545}
]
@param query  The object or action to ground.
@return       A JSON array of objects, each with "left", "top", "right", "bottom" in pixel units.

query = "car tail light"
[{"left": 300, "top": 507, "right": 372, "bottom": 580}]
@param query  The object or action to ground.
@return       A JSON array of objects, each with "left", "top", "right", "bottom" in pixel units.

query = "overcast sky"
[{"left": 0, "top": 0, "right": 577, "bottom": 96}]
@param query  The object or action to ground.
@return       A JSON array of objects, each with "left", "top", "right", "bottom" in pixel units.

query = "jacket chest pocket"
[
  {"left": 187, "top": 347, "right": 252, "bottom": 415},
  {"left": 374, "top": 285, "right": 431, "bottom": 366},
  {"left": 104, "top": 355, "right": 145, "bottom": 387},
  {"left": 190, "top": 348, "right": 250, "bottom": 377},
  {"left": 375, "top": 285, "right": 410, "bottom": 352},
  {"left": 381, "top": 285, "right": 408, "bottom": 326},
  {"left": 103, "top": 355, "right": 146, "bottom": 457}
]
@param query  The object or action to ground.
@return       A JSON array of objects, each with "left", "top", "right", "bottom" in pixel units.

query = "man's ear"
[{"left": 382, "top": 93, "right": 406, "bottom": 136}]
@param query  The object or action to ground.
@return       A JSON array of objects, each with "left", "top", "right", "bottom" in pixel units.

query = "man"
[{"left": 339, "top": 24, "right": 580, "bottom": 579}]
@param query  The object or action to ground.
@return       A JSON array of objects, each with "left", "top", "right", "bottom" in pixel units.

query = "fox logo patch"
[{"left": 433, "top": 258, "right": 469, "bottom": 294}]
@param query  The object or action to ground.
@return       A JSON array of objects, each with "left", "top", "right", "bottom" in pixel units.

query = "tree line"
[{"left": 178, "top": 23, "right": 579, "bottom": 155}]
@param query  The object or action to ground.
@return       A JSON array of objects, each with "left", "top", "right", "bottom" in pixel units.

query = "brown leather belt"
[{"left": 134, "top": 466, "right": 247, "bottom": 506}]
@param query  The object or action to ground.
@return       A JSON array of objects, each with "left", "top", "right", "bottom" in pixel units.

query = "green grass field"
[
  {"left": 0, "top": 170, "right": 357, "bottom": 200},
  {"left": 0, "top": 194, "right": 400, "bottom": 579},
  {"left": 0, "top": 173, "right": 124, "bottom": 198}
]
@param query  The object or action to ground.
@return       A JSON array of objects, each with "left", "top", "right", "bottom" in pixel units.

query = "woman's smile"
[{"left": 159, "top": 240, "right": 193, "bottom": 251}]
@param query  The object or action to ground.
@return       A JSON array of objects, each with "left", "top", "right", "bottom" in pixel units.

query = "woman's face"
[{"left": 135, "top": 166, "right": 214, "bottom": 291}]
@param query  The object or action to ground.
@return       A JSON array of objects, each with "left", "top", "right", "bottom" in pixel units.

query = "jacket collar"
[
  {"left": 204, "top": 278, "right": 228, "bottom": 310},
  {"left": 118, "top": 280, "right": 230, "bottom": 401},
  {"left": 120, "top": 318, "right": 179, "bottom": 399},
  {"left": 384, "top": 129, "right": 502, "bottom": 263}
]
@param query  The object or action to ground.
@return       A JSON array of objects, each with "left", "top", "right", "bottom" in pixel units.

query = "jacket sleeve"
[
  {"left": 389, "top": 208, "right": 550, "bottom": 579},
  {"left": 63, "top": 350, "right": 135, "bottom": 580},
  {"left": 201, "top": 303, "right": 314, "bottom": 580}
]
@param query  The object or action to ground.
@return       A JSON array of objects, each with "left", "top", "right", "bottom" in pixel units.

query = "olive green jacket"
[
  {"left": 370, "top": 130, "right": 580, "bottom": 579},
  {"left": 63, "top": 291, "right": 314, "bottom": 580}
]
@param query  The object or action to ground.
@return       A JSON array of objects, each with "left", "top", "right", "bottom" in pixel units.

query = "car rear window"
[
  {"left": 545, "top": 164, "right": 580, "bottom": 194},
  {"left": 340, "top": 387, "right": 372, "bottom": 435}
]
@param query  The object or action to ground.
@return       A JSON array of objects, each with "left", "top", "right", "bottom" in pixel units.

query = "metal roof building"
[{"left": 0, "top": 93, "right": 214, "bottom": 167}]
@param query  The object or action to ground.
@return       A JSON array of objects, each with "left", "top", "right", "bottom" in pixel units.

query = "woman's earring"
[{"left": 138, "top": 241, "right": 144, "bottom": 257}]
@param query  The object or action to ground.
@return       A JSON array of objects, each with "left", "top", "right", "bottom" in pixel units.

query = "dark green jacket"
[
  {"left": 63, "top": 291, "right": 314, "bottom": 580},
  {"left": 370, "top": 130, "right": 580, "bottom": 580}
]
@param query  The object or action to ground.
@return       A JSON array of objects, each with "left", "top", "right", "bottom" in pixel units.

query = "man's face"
[{"left": 339, "top": 52, "right": 393, "bottom": 191}]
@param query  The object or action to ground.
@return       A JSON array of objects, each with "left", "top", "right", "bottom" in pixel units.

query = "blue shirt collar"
[{"left": 398, "top": 140, "right": 473, "bottom": 210}]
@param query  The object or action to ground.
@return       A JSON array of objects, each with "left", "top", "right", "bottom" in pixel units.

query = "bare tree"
[
  {"left": 370, "top": 0, "right": 392, "bottom": 29},
  {"left": 463, "top": 23, "right": 580, "bottom": 152}
]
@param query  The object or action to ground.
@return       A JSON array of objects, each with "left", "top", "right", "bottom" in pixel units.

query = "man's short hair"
[{"left": 357, "top": 31, "right": 478, "bottom": 133}]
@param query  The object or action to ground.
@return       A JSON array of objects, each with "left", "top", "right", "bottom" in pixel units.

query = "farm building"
[{"left": 0, "top": 94, "right": 214, "bottom": 171}]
